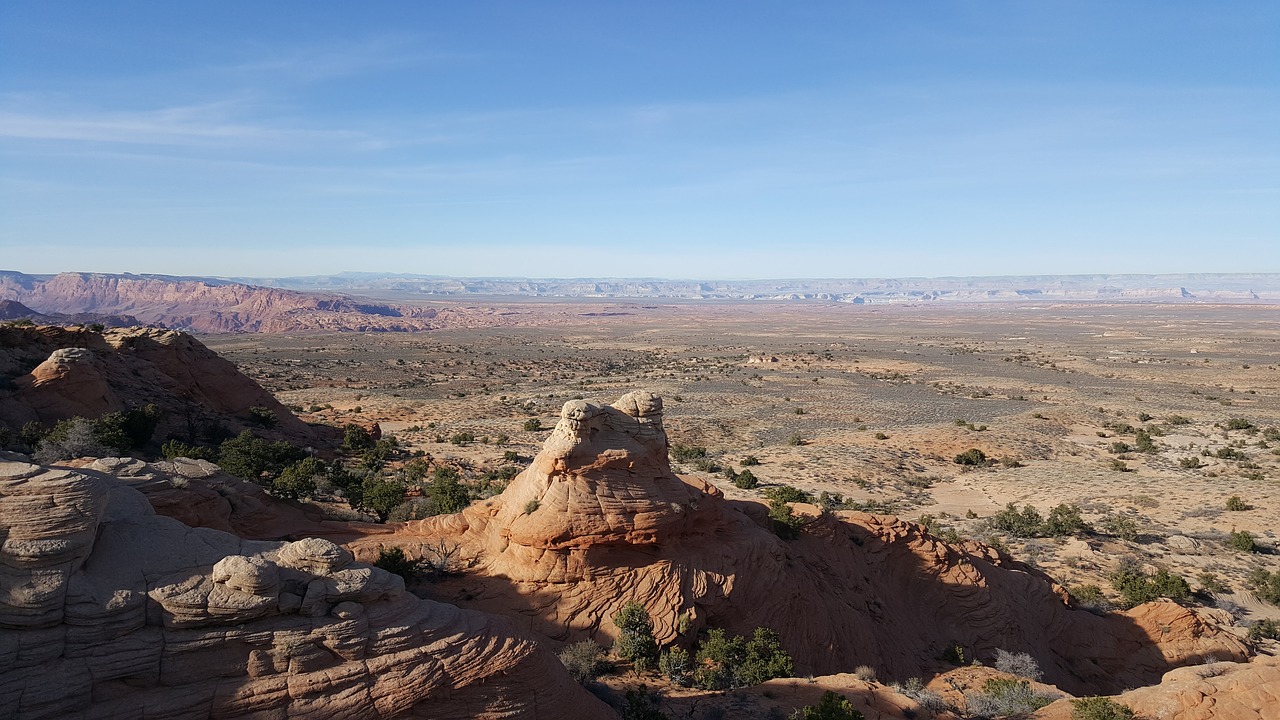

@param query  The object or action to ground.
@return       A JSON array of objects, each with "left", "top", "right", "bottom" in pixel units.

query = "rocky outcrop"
[
  {"left": 0, "top": 324, "right": 336, "bottom": 448},
  {"left": 0, "top": 298, "right": 139, "bottom": 327},
  {"left": 82, "top": 456, "right": 385, "bottom": 542},
  {"left": 1033, "top": 654, "right": 1280, "bottom": 719},
  {"left": 0, "top": 454, "right": 614, "bottom": 719},
  {"left": 356, "top": 391, "right": 1250, "bottom": 697}
]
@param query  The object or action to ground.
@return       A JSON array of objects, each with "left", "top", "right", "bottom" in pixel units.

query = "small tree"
[
  {"left": 273, "top": 456, "right": 324, "bottom": 499},
  {"left": 248, "top": 406, "right": 278, "bottom": 428},
  {"left": 373, "top": 547, "right": 419, "bottom": 580},
  {"left": 523, "top": 418, "right": 543, "bottom": 432},
  {"left": 613, "top": 601, "right": 659, "bottom": 670},
  {"left": 426, "top": 466, "right": 473, "bottom": 516},
  {"left": 693, "top": 627, "right": 793, "bottom": 689},
  {"left": 343, "top": 423, "right": 374, "bottom": 453},
  {"left": 358, "top": 477, "right": 408, "bottom": 522}
]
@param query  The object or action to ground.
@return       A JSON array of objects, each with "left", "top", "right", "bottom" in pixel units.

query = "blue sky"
[{"left": 1, "top": 2, "right": 1277, "bottom": 279}]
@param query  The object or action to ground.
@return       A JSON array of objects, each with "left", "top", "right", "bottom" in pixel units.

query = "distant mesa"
[{"left": 4, "top": 269, "right": 1280, "bottom": 335}]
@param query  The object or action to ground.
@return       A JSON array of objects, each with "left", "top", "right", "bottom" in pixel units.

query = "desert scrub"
[
  {"left": 1071, "top": 697, "right": 1136, "bottom": 720},
  {"left": 791, "top": 691, "right": 864, "bottom": 720},
  {"left": 1246, "top": 568, "right": 1280, "bottom": 605},
  {"left": 1069, "top": 584, "right": 1111, "bottom": 611},
  {"left": 1197, "top": 572, "right": 1229, "bottom": 594},
  {"left": 891, "top": 678, "right": 946, "bottom": 713},
  {"left": 768, "top": 499, "right": 805, "bottom": 539},
  {"left": 1109, "top": 560, "right": 1190, "bottom": 606},
  {"left": 994, "top": 649, "right": 1042, "bottom": 680},
  {"left": 658, "top": 646, "right": 692, "bottom": 685},
  {"left": 966, "top": 677, "right": 1056, "bottom": 718},
  {"left": 740, "top": 455, "right": 760, "bottom": 466},
  {"left": 670, "top": 443, "right": 707, "bottom": 462},
  {"left": 953, "top": 448, "right": 988, "bottom": 466},
  {"left": 1248, "top": 618, "right": 1280, "bottom": 641},
  {"left": 1225, "top": 495, "right": 1253, "bottom": 511},
  {"left": 1179, "top": 456, "right": 1203, "bottom": 469},
  {"left": 1098, "top": 513, "right": 1139, "bottom": 541},
  {"left": 523, "top": 499, "right": 540, "bottom": 514},
  {"left": 1227, "top": 530, "right": 1257, "bottom": 553},
  {"left": 763, "top": 485, "right": 813, "bottom": 503},
  {"left": 726, "top": 468, "right": 758, "bottom": 489},
  {"left": 522, "top": 418, "right": 542, "bottom": 431},
  {"left": 559, "top": 641, "right": 608, "bottom": 684}
]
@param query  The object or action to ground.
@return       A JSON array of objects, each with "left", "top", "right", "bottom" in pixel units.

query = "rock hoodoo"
[
  {"left": 0, "top": 455, "right": 613, "bottom": 719},
  {"left": 359, "top": 391, "right": 1251, "bottom": 697}
]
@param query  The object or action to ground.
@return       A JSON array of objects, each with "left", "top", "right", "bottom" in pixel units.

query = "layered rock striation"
[
  {"left": 0, "top": 455, "right": 613, "bottom": 719},
  {"left": 360, "top": 391, "right": 1251, "bottom": 697},
  {"left": 0, "top": 324, "right": 336, "bottom": 448}
]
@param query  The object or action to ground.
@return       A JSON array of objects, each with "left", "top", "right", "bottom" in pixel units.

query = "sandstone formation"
[
  {"left": 0, "top": 324, "right": 336, "bottom": 448},
  {"left": 0, "top": 454, "right": 614, "bottom": 719},
  {"left": 356, "top": 391, "right": 1251, "bottom": 697},
  {"left": 82, "top": 456, "right": 386, "bottom": 542},
  {"left": 1033, "top": 654, "right": 1280, "bottom": 719}
]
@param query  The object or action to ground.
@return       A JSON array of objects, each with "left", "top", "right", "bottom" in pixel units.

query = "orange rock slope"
[
  {"left": 0, "top": 454, "right": 614, "bottom": 719},
  {"left": 356, "top": 391, "right": 1251, "bottom": 697}
]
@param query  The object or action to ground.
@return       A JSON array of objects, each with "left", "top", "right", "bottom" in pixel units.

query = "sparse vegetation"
[
  {"left": 726, "top": 468, "right": 758, "bottom": 489},
  {"left": 1246, "top": 569, "right": 1280, "bottom": 605},
  {"left": 559, "top": 641, "right": 608, "bottom": 684},
  {"left": 965, "top": 677, "right": 1056, "bottom": 718},
  {"left": 692, "top": 627, "right": 794, "bottom": 689},
  {"left": 994, "top": 649, "right": 1042, "bottom": 680},
  {"left": 1248, "top": 618, "right": 1280, "bottom": 641},
  {"left": 1109, "top": 560, "right": 1190, "bottom": 606},
  {"left": 1227, "top": 530, "right": 1257, "bottom": 553},
  {"left": 954, "top": 448, "right": 989, "bottom": 466},
  {"left": 989, "top": 503, "right": 1089, "bottom": 538},
  {"left": 790, "top": 691, "right": 865, "bottom": 720},
  {"left": 658, "top": 646, "right": 692, "bottom": 685},
  {"left": 670, "top": 443, "right": 708, "bottom": 462},
  {"left": 1070, "top": 697, "right": 1136, "bottom": 720},
  {"left": 373, "top": 547, "right": 419, "bottom": 580},
  {"left": 1225, "top": 495, "right": 1253, "bottom": 511}
]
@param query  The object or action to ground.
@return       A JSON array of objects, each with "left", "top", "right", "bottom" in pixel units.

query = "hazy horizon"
[{"left": 3, "top": 2, "right": 1277, "bottom": 278}]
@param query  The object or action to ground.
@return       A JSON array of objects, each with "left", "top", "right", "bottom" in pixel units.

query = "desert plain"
[{"left": 202, "top": 300, "right": 1280, "bottom": 627}]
